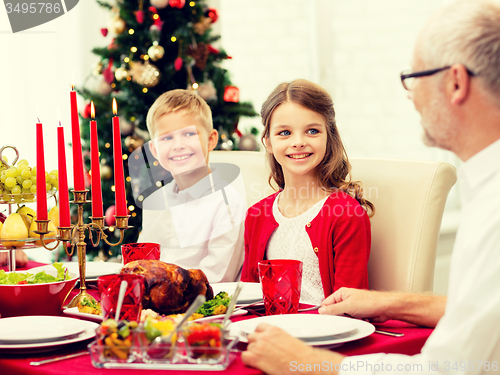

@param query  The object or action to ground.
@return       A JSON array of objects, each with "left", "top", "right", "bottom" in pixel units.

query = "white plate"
[
  {"left": 29, "top": 261, "right": 122, "bottom": 280},
  {"left": 230, "top": 314, "right": 357, "bottom": 340},
  {"left": 64, "top": 307, "right": 248, "bottom": 323},
  {"left": 229, "top": 314, "right": 375, "bottom": 346},
  {"left": 0, "top": 316, "right": 87, "bottom": 344},
  {"left": 0, "top": 319, "right": 99, "bottom": 354},
  {"left": 211, "top": 282, "right": 263, "bottom": 304}
]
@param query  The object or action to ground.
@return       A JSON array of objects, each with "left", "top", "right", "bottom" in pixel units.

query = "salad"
[{"left": 0, "top": 262, "right": 70, "bottom": 285}]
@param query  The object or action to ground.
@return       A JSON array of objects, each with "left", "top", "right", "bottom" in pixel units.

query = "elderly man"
[{"left": 241, "top": 0, "right": 500, "bottom": 374}]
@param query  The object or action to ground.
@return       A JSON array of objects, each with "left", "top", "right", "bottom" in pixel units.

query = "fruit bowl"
[
  {"left": 0, "top": 188, "right": 57, "bottom": 204},
  {"left": 0, "top": 267, "right": 78, "bottom": 318}
]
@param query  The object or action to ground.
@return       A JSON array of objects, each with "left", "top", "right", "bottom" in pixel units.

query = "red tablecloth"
[{"left": 0, "top": 262, "right": 433, "bottom": 375}]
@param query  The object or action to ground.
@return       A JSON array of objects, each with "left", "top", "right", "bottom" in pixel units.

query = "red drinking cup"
[
  {"left": 121, "top": 242, "right": 160, "bottom": 265},
  {"left": 97, "top": 273, "right": 145, "bottom": 322},
  {"left": 258, "top": 259, "right": 303, "bottom": 315}
]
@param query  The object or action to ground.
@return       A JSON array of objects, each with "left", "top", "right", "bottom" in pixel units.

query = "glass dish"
[
  {"left": 87, "top": 337, "right": 238, "bottom": 370},
  {"left": 0, "top": 188, "right": 57, "bottom": 204}
]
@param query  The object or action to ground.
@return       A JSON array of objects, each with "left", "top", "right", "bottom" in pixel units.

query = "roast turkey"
[{"left": 121, "top": 260, "right": 214, "bottom": 315}]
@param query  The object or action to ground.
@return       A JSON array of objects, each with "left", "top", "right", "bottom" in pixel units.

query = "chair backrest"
[
  {"left": 210, "top": 151, "right": 276, "bottom": 207},
  {"left": 349, "top": 158, "right": 457, "bottom": 293},
  {"left": 210, "top": 151, "right": 457, "bottom": 293}
]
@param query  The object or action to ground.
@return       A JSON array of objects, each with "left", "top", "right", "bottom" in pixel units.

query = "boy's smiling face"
[{"left": 150, "top": 110, "right": 218, "bottom": 177}]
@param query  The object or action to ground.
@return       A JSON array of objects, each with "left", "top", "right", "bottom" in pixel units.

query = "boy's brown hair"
[{"left": 146, "top": 89, "right": 213, "bottom": 138}]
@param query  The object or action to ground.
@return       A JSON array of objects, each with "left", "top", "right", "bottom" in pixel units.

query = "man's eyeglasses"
[{"left": 400, "top": 66, "right": 476, "bottom": 91}]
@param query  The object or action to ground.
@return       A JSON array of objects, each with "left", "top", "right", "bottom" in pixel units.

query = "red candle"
[
  {"left": 90, "top": 102, "right": 104, "bottom": 218},
  {"left": 112, "top": 98, "right": 127, "bottom": 216},
  {"left": 57, "top": 124, "right": 71, "bottom": 227},
  {"left": 36, "top": 121, "right": 47, "bottom": 221},
  {"left": 70, "top": 86, "right": 85, "bottom": 191}
]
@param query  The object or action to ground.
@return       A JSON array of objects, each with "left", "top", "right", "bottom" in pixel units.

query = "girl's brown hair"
[{"left": 261, "top": 79, "right": 374, "bottom": 217}]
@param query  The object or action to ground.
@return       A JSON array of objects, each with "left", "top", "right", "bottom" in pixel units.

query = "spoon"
[
  {"left": 153, "top": 294, "right": 206, "bottom": 345},
  {"left": 223, "top": 281, "right": 243, "bottom": 328},
  {"left": 114, "top": 280, "right": 128, "bottom": 321}
]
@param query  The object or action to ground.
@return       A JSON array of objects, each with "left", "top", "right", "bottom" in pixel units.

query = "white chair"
[
  {"left": 210, "top": 151, "right": 457, "bottom": 293},
  {"left": 349, "top": 158, "right": 456, "bottom": 292}
]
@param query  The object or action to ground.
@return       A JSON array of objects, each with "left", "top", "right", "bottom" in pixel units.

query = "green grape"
[
  {"left": 16, "top": 175, "right": 23, "bottom": 185},
  {"left": 49, "top": 175, "right": 58, "bottom": 188},
  {"left": 0, "top": 175, "right": 6, "bottom": 184},
  {"left": 1, "top": 156, "right": 8, "bottom": 163},
  {"left": 5, "top": 168, "right": 17, "bottom": 178},
  {"left": 5, "top": 176, "right": 16, "bottom": 188},
  {"left": 17, "top": 159, "right": 29, "bottom": 166},
  {"left": 31, "top": 166, "right": 37, "bottom": 176},
  {"left": 49, "top": 170, "right": 58, "bottom": 177},
  {"left": 17, "top": 164, "right": 28, "bottom": 174},
  {"left": 30, "top": 185, "right": 36, "bottom": 194},
  {"left": 21, "top": 169, "right": 31, "bottom": 180},
  {"left": 22, "top": 188, "right": 31, "bottom": 194},
  {"left": 22, "top": 180, "right": 32, "bottom": 189},
  {"left": 30, "top": 176, "right": 37, "bottom": 185},
  {"left": 46, "top": 182, "right": 51, "bottom": 191},
  {"left": 45, "top": 171, "right": 49, "bottom": 180},
  {"left": 11, "top": 185, "right": 21, "bottom": 195}
]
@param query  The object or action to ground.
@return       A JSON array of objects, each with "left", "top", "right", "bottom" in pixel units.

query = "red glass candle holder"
[
  {"left": 97, "top": 274, "right": 145, "bottom": 322},
  {"left": 258, "top": 259, "right": 303, "bottom": 315},
  {"left": 121, "top": 242, "right": 160, "bottom": 265}
]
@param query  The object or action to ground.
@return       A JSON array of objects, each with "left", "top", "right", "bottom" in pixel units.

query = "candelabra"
[{"left": 35, "top": 189, "right": 131, "bottom": 308}]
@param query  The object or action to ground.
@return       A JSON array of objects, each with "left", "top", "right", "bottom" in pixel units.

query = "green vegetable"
[
  {"left": 0, "top": 262, "right": 70, "bottom": 285},
  {"left": 195, "top": 292, "right": 231, "bottom": 317},
  {"left": 81, "top": 296, "right": 99, "bottom": 309}
]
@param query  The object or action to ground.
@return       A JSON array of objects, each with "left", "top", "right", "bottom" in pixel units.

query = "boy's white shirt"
[{"left": 138, "top": 166, "right": 246, "bottom": 283}]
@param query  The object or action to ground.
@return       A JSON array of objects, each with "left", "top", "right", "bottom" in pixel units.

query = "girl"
[{"left": 241, "top": 79, "right": 374, "bottom": 304}]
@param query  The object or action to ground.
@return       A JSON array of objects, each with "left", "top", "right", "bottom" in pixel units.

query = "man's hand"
[
  {"left": 0, "top": 250, "right": 28, "bottom": 268},
  {"left": 319, "top": 288, "right": 394, "bottom": 323},
  {"left": 241, "top": 323, "right": 344, "bottom": 375},
  {"left": 320, "top": 287, "right": 445, "bottom": 328}
]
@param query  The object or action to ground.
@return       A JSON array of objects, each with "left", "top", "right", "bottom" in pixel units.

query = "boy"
[{"left": 137, "top": 89, "right": 245, "bottom": 283}]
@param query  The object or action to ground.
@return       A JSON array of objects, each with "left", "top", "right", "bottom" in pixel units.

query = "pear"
[
  {"left": 29, "top": 220, "right": 57, "bottom": 246},
  {"left": 17, "top": 205, "right": 37, "bottom": 221},
  {"left": 47, "top": 206, "right": 59, "bottom": 228},
  {"left": 0, "top": 213, "right": 28, "bottom": 248}
]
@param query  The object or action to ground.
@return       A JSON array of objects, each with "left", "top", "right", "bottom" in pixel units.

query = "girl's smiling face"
[{"left": 266, "top": 101, "right": 327, "bottom": 182}]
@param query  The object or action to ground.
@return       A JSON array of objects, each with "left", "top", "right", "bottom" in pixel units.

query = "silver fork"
[{"left": 297, "top": 305, "right": 321, "bottom": 312}]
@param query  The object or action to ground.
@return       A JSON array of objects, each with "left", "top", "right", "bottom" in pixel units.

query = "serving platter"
[
  {"left": 63, "top": 307, "right": 248, "bottom": 323},
  {"left": 211, "top": 282, "right": 262, "bottom": 304}
]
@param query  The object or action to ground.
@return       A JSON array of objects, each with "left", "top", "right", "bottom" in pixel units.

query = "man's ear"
[
  {"left": 449, "top": 64, "right": 471, "bottom": 105},
  {"left": 149, "top": 139, "right": 159, "bottom": 160},
  {"left": 208, "top": 128, "right": 218, "bottom": 152}
]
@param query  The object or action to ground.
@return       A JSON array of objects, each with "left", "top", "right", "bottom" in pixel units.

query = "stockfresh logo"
[{"left": 3, "top": 0, "right": 79, "bottom": 33}]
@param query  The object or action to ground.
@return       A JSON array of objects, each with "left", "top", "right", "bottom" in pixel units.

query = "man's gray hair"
[{"left": 420, "top": 0, "right": 500, "bottom": 98}]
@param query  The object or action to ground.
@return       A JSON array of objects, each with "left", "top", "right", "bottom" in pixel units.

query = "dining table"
[{"left": 0, "top": 260, "right": 433, "bottom": 375}]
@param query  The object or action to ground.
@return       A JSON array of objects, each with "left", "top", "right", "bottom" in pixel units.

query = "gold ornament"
[
  {"left": 109, "top": 15, "right": 126, "bottom": 34},
  {"left": 114, "top": 66, "right": 129, "bottom": 81},
  {"left": 100, "top": 165, "right": 112, "bottom": 180},
  {"left": 193, "top": 17, "right": 212, "bottom": 35},
  {"left": 92, "top": 61, "right": 103, "bottom": 76},
  {"left": 148, "top": 43, "right": 165, "bottom": 62},
  {"left": 238, "top": 134, "right": 259, "bottom": 151},
  {"left": 125, "top": 135, "right": 145, "bottom": 151},
  {"left": 129, "top": 61, "right": 161, "bottom": 87}
]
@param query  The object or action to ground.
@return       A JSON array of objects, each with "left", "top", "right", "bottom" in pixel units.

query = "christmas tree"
[{"left": 77, "top": 0, "right": 257, "bottom": 259}]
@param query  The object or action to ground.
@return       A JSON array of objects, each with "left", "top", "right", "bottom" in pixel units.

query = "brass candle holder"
[{"left": 34, "top": 189, "right": 131, "bottom": 308}]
